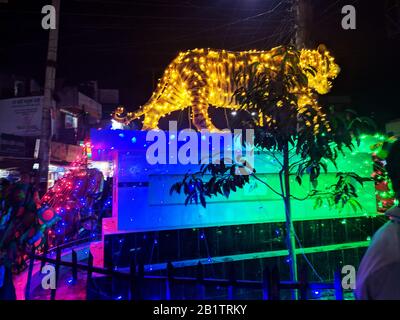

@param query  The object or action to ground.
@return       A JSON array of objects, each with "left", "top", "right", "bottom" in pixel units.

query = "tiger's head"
[{"left": 300, "top": 44, "right": 340, "bottom": 95}]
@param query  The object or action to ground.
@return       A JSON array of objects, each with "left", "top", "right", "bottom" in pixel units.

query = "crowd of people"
[
  {"left": 0, "top": 172, "right": 41, "bottom": 273},
  {"left": 0, "top": 171, "right": 42, "bottom": 299},
  {"left": 0, "top": 168, "right": 112, "bottom": 300}
]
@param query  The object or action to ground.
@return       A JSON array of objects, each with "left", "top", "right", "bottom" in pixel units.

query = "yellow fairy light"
[{"left": 112, "top": 45, "right": 339, "bottom": 132}]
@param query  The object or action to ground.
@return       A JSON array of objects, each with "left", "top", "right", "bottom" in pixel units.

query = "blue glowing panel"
[{"left": 90, "top": 130, "right": 377, "bottom": 233}]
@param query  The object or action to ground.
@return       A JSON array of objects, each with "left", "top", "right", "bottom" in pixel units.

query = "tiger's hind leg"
[
  {"left": 141, "top": 111, "right": 161, "bottom": 130},
  {"left": 141, "top": 99, "right": 185, "bottom": 130},
  {"left": 192, "top": 104, "right": 220, "bottom": 132},
  {"left": 190, "top": 87, "right": 219, "bottom": 132}
]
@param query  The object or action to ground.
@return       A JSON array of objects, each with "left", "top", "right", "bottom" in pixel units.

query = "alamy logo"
[
  {"left": 341, "top": 5, "right": 356, "bottom": 30},
  {"left": 41, "top": 5, "right": 57, "bottom": 30},
  {"left": 145, "top": 121, "right": 255, "bottom": 175},
  {"left": 41, "top": 265, "right": 56, "bottom": 290},
  {"left": 341, "top": 265, "right": 356, "bottom": 290}
]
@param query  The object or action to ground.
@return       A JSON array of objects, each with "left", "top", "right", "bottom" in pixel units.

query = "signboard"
[
  {"left": 79, "top": 92, "right": 102, "bottom": 120},
  {"left": 0, "top": 96, "right": 43, "bottom": 136},
  {"left": 50, "top": 141, "right": 83, "bottom": 163},
  {"left": 386, "top": 120, "right": 400, "bottom": 136},
  {"left": 0, "top": 133, "right": 36, "bottom": 158}
]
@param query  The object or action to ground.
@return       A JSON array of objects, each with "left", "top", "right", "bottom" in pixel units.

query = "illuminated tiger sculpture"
[{"left": 113, "top": 45, "right": 339, "bottom": 132}]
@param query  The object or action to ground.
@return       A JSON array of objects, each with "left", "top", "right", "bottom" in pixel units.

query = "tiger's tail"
[
  {"left": 112, "top": 106, "right": 145, "bottom": 124},
  {"left": 112, "top": 59, "right": 175, "bottom": 125}
]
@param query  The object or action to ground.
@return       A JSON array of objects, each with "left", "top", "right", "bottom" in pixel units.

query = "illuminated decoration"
[
  {"left": 90, "top": 130, "right": 378, "bottom": 234},
  {"left": 373, "top": 154, "right": 395, "bottom": 212},
  {"left": 90, "top": 129, "right": 382, "bottom": 285},
  {"left": 112, "top": 45, "right": 339, "bottom": 132},
  {"left": 41, "top": 148, "right": 104, "bottom": 245},
  {"left": 111, "top": 118, "right": 124, "bottom": 130},
  {"left": 84, "top": 142, "right": 92, "bottom": 160},
  {"left": 370, "top": 134, "right": 398, "bottom": 212},
  {"left": 0, "top": 182, "right": 60, "bottom": 274}
]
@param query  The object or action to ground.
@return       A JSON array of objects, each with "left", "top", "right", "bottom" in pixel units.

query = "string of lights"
[
  {"left": 40, "top": 149, "right": 104, "bottom": 245},
  {"left": 112, "top": 46, "right": 339, "bottom": 132}
]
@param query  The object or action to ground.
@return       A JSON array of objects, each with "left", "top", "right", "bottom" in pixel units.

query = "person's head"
[
  {"left": 385, "top": 139, "right": 400, "bottom": 199},
  {"left": 29, "top": 169, "right": 38, "bottom": 184}
]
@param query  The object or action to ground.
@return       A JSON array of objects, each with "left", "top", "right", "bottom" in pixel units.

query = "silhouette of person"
[{"left": 356, "top": 139, "right": 400, "bottom": 299}]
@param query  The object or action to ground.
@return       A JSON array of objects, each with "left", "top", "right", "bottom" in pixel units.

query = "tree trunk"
[{"left": 283, "top": 142, "right": 298, "bottom": 299}]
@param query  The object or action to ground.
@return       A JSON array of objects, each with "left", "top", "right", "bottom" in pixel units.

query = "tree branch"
[{"left": 251, "top": 173, "right": 284, "bottom": 198}]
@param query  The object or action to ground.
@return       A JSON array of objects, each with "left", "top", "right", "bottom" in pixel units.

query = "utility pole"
[
  {"left": 293, "top": 0, "right": 312, "bottom": 49},
  {"left": 385, "top": 0, "right": 400, "bottom": 38},
  {"left": 38, "top": 0, "right": 60, "bottom": 196}
]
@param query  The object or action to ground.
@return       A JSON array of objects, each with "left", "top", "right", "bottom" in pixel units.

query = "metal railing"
[{"left": 26, "top": 247, "right": 344, "bottom": 300}]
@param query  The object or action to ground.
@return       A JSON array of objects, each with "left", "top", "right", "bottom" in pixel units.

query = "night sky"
[{"left": 1, "top": 0, "right": 399, "bottom": 128}]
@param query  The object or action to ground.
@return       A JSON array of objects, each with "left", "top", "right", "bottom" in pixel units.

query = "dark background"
[{"left": 0, "top": 0, "right": 399, "bottom": 128}]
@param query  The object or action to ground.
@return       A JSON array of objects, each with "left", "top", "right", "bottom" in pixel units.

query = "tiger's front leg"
[{"left": 142, "top": 112, "right": 160, "bottom": 130}]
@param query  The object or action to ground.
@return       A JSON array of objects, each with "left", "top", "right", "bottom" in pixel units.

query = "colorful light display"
[
  {"left": 40, "top": 150, "right": 104, "bottom": 245},
  {"left": 90, "top": 130, "right": 378, "bottom": 234},
  {"left": 112, "top": 45, "right": 339, "bottom": 132},
  {"left": 370, "top": 135, "right": 398, "bottom": 212}
]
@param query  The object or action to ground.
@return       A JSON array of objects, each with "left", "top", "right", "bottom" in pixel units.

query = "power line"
[
  {"left": 315, "top": 0, "right": 360, "bottom": 26},
  {"left": 0, "top": 9, "right": 279, "bottom": 22},
  {"left": 230, "top": 22, "right": 294, "bottom": 49},
  {"left": 2, "top": 1, "right": 287, "bottom": 54},
  {"left": 56, "top": 1, "right": 286, "bottom": 52},
  {"left": 71, "top": 0, "right": 280, "bottom": 12}
]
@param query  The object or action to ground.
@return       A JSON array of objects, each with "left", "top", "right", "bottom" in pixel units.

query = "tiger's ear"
[
  {"left": 116, "top": 105, "right": 125, "bottom": 114},
  {"left": 317, "top": 44, "right": 327, "bottom": 54}
]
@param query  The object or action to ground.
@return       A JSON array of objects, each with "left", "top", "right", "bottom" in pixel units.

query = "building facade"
[{"left": 0, "top": 74, "right": 119, "bottom": 183}]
